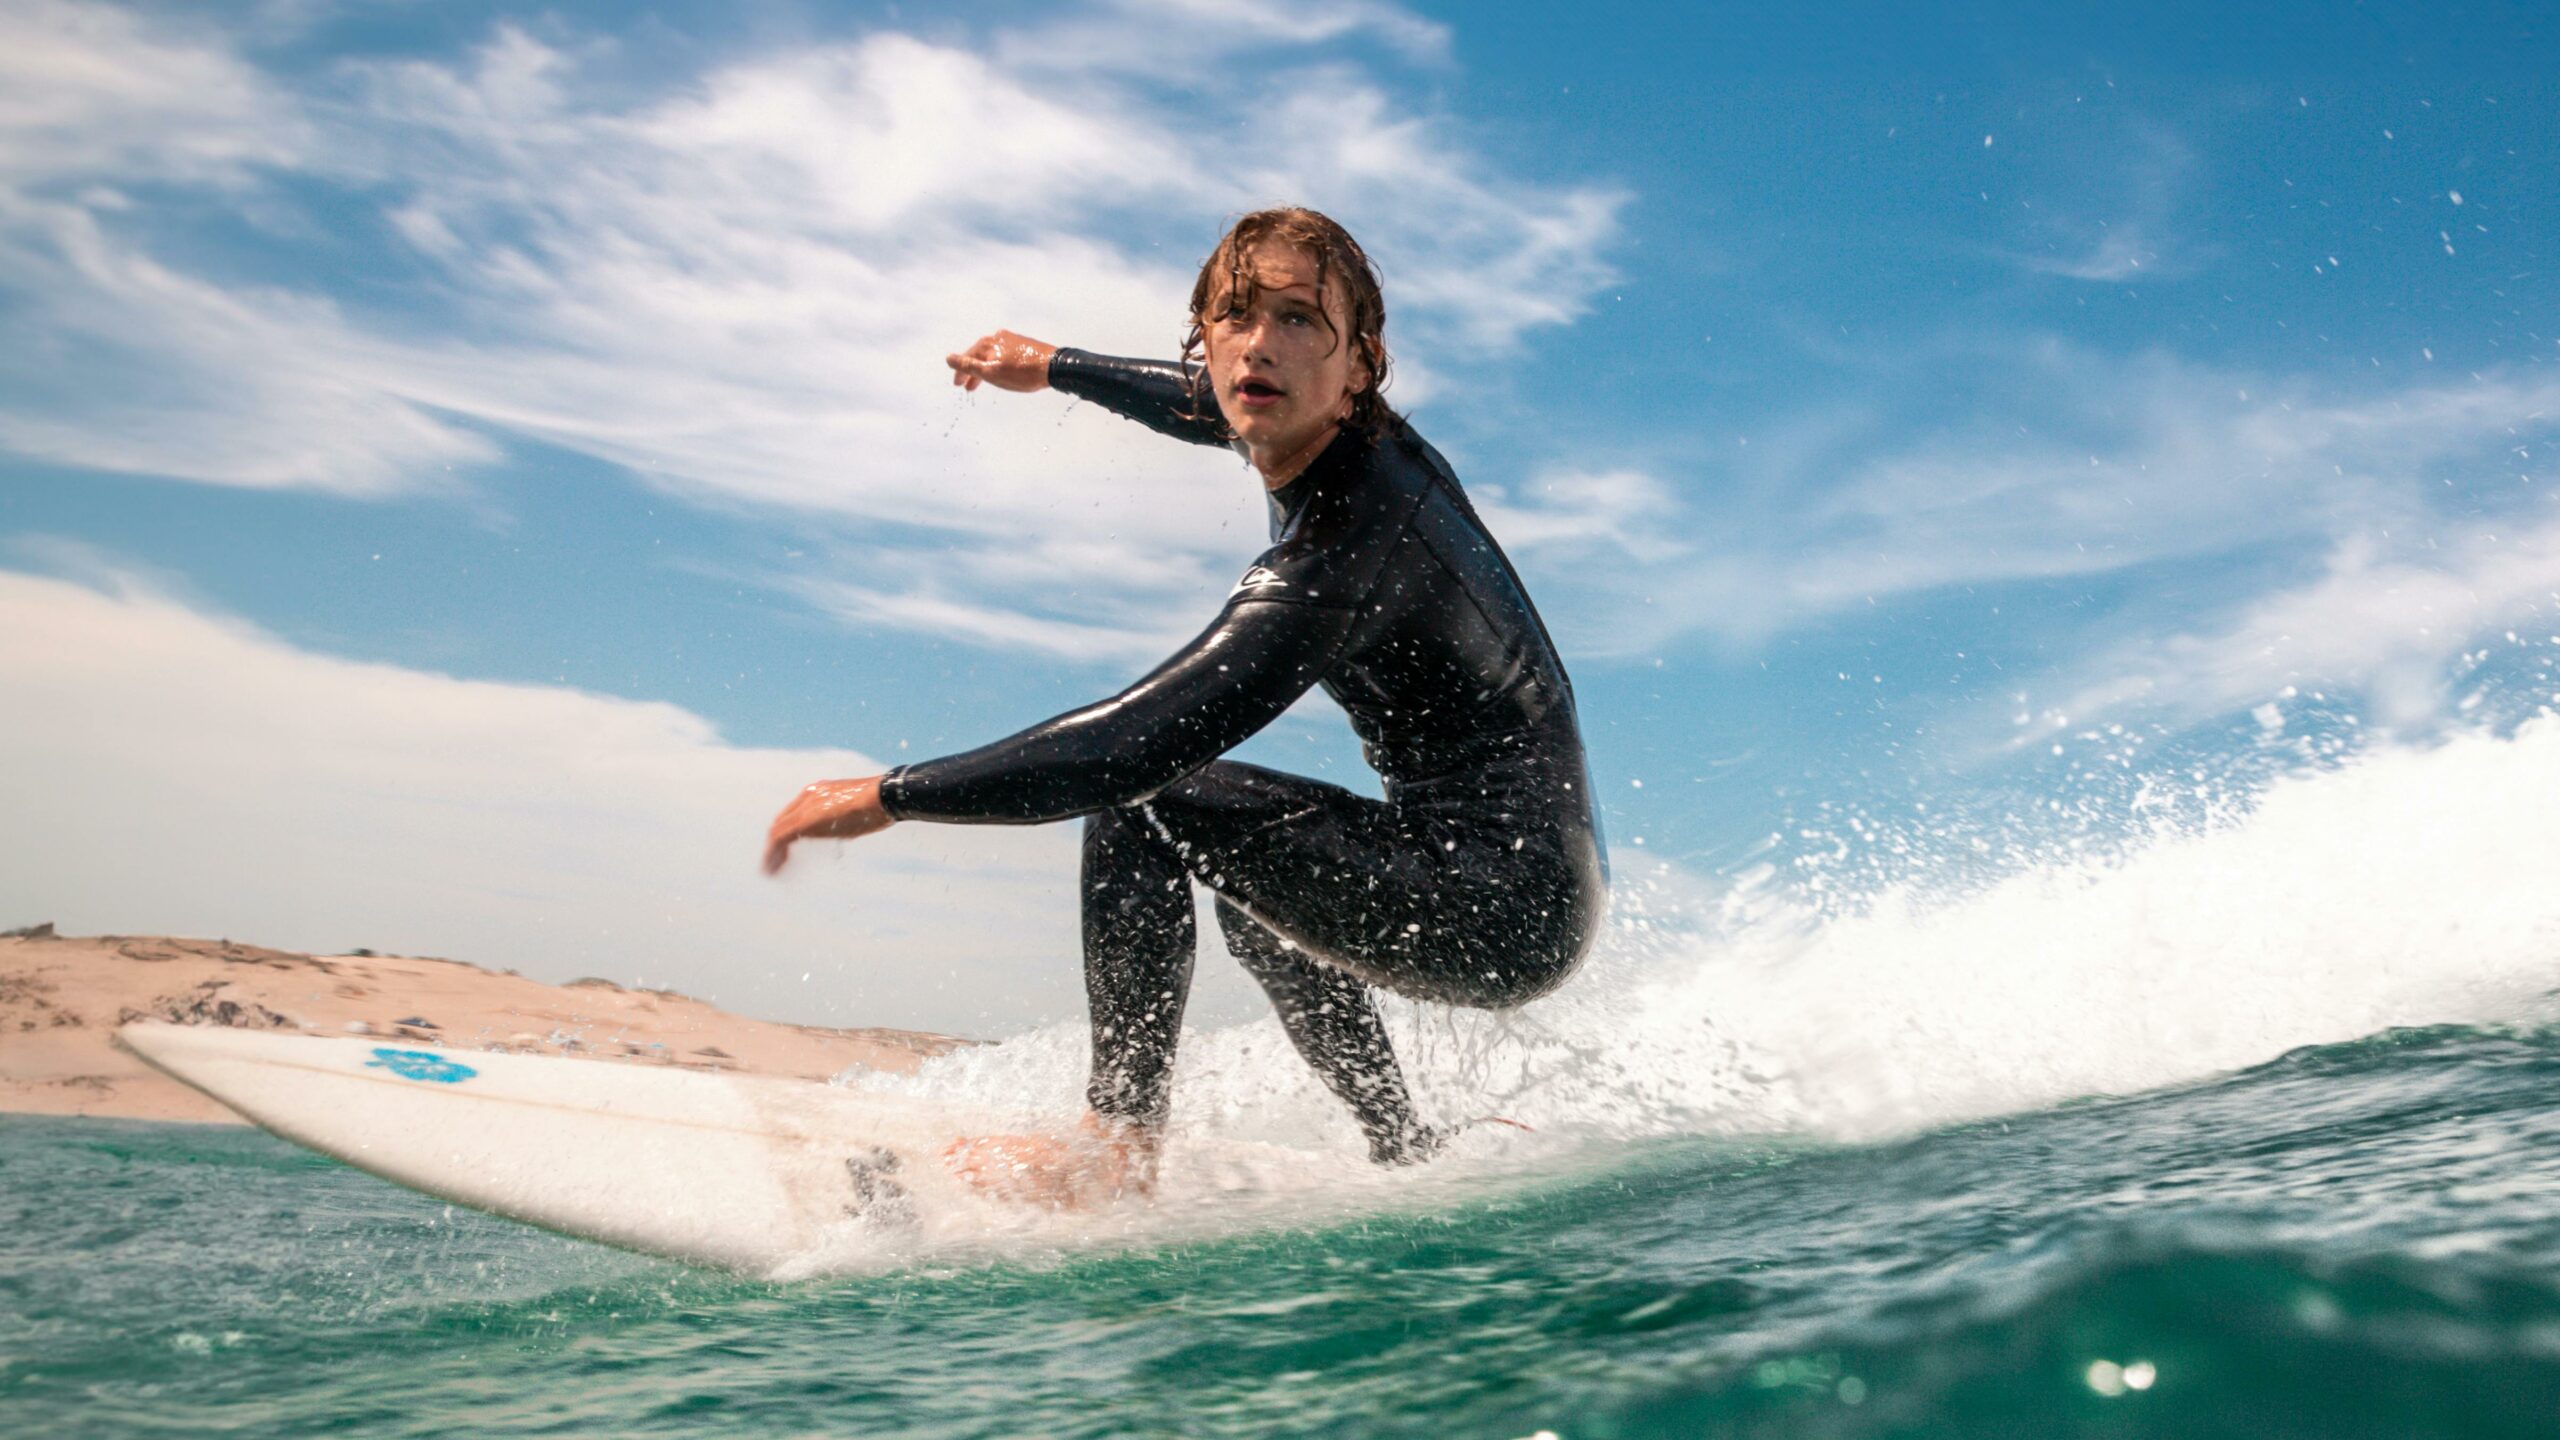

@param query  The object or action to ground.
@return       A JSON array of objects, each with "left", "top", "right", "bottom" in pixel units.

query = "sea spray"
[
  {"left": 1679, "top": 713, "right": 2560, "bottom": 1138},
  {"left": 863, "top": 713, "right": 2560, "bottom": 1163}
]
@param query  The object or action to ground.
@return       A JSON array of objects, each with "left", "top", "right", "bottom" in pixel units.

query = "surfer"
[{"left": 764, "top": 208, "right": 1606, "bottom": 1204}]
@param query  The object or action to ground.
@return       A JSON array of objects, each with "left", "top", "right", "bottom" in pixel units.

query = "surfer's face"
[{"left": 1203, "top": 240, "right": 1371, "bottom": 465}]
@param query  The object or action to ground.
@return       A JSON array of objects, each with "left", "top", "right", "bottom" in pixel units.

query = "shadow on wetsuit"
[{"left": 880, "top": 349, "right": 1608, "bottom": 1163}]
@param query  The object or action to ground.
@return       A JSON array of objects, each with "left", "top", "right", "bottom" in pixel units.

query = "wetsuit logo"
[{"left": 1232, "top": 565, "right": 1288, "bottom": 595}]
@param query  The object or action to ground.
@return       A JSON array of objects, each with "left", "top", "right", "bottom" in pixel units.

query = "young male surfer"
[{"left": 763, "top": 209, "right": 1607, "bottom": 1204}]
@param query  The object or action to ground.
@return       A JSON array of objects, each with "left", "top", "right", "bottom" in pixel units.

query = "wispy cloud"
[
  {"left": 0, "top": 3, "right": 1621, "bottom": 666},
  {"left": 0, "top": 198, "right": 498, "bottom": 491},
  {"left": 1995, "top": 119, "right": 2203, "bottom": 283},
  {"left": 2040, "top": 515, "right": 2560, "bottom": 734},
  {"left": 1476, "top": 467, "right": 1689, "bottom": 563},
  {"left": 1585, "top": 335, "right": 2560, "bottom": 738},
  {"left": 1566, "top": 343, "right": 2560, "bottom": 658},
  {"left": 0, "top": 0, "right": 302, "bottom": 187},
  {"left": 1002, "top": 0, "right": 1452, "bottom": 70},
  {"left": 792, "top": 576, "right": 1194, "bottom": 665},
  {"left": 2012, "top": 224, "right": 2169, "bottom": 282}
]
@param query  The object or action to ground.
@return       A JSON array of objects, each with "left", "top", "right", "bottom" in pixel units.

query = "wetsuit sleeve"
[
  {"left": 878, "top": 598, "right": 1356, "bottom": 824},
  {"left": 1048, "top": 349, "right": 1231, "bottom": 449}
]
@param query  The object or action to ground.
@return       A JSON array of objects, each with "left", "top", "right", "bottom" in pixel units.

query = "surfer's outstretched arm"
[
  {"left": 878, "top": 596, "right": 1353, "bottom": 825},
  {"left": 947, "top": 329, "right": 1229, "bottom": 449},
  {"left": 762, "top": 594, "right": 1354, "bottom": 863}
]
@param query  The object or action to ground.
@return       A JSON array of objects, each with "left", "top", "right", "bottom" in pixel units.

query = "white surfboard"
[{"left": 115, "top": 1022, "right": 1031, "bottom": 1275}]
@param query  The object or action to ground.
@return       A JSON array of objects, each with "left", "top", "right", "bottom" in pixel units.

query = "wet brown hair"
[{"left": 1181, "top": 207, "right": 1397, "bottom": 438}]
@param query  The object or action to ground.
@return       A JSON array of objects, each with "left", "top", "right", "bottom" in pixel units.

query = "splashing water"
[{"left": 868, "top": 713, "right": 2560, "bottom": 1178}]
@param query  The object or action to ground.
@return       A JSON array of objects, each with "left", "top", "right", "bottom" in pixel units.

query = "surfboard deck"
[{"left": 115, "top": 1022, "right": 1028, "bottom": 1275}]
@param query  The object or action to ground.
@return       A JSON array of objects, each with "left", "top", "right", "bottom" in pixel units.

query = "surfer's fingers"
[
  {"left": 761, "top": 807, "right": 803, "bottom": 873},
  {"left": 946, "top": 348, "right": 996, "bottom": 391},
  {"left": 763, "top": 793, "right": 820, "bottom": 869}
]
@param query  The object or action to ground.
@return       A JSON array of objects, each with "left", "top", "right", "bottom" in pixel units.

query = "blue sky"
[{"left": 4, "top": 0, "right": 2555, "bottom": 1032}]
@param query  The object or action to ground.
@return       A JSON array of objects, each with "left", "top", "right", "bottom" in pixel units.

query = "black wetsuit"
[{"left": 880, "top": 349, "right": 1608, "bottom": 1161}]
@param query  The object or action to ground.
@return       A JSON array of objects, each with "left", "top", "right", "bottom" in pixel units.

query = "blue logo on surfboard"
[{"left": 365, "top": 1048, "right": 477, "bottom": 1084}]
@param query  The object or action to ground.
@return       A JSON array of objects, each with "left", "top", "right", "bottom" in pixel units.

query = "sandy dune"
[{"left": 1, "top": 925, "right": 977, "bottom": 1125}]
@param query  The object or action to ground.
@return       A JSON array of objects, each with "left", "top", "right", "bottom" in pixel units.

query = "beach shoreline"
[{"left": 1, "top": 926, "right": 978, "bottom": 1125}]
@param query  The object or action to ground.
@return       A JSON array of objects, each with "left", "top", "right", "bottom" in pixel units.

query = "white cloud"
[
  {"left": 2045, "top": 516, "right": 2560, "bottom": 731},
  {"left": 793, "top": 576, "right": 1194, "bottom": 665},
  {"left": 0, "top": 4, "right": 1621, "bottom": 658},
  {"left": 1000, "top": 0, "right": 1451, "bottom": 71},
  {"left": 0, "top": 0, "right": 303, "bottom": 188},
  {"left": 1229, "top": 71, "right": 1624, "bottom": 350},
  {"left": 1576, "top": 347, "right": 2560, "bottom": 657},
  {"left": 1475, "top": 467, "right": 1688, "bottom": 563},
  {"left": 0, "top": 564, "right": 1089, "bottom": 1035},
  {"left": 541, "top": 30, "right": 1197, "bottom": 236},
  {"left": 0, "top": 198, "right": 497, "bottom": 491}
]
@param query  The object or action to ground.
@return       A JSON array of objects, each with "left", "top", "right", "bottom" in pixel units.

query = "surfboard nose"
[
  {"left": 117, "top": 1019, "right": 280, "bottom": 1072},
  {"left": 115, "top": 1021, "right": 309, "bottom": 1120}
]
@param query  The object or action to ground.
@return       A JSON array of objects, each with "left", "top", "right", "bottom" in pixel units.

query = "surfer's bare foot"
[{"left": 942, "top": 1111, "right": 1159, "bottom": 1209}]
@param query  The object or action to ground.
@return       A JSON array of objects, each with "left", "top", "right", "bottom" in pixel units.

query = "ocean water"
[{"left": 8, "top": 717, "right": 2560, "bottom": 1437}]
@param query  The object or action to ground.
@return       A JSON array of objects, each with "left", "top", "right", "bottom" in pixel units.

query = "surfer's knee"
[
  {"left": 1448, "top": 928, "right": 1591, "bottom": 1010},
  {"left": 1213, "top": 897, "right": 1284, "bottom": 963},
  {"left": 1451, "top": 879, "right": 1604, "bottom": 1008},
  {"left": 1215, "top": 900, "right": 1349, "bottom": 1006}
]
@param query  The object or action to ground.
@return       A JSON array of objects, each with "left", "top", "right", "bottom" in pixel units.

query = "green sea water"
[{"left": 9, "top": 1020, "right": 2560, "bottom": 1438}]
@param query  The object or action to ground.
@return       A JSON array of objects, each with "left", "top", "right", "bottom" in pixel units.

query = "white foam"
[
  {"left": 856, "top": 714, "right": 2560, "bottom": 1238},
  {"left": 1666, "top": 714, "right": 2560, "bottom": 1138}
]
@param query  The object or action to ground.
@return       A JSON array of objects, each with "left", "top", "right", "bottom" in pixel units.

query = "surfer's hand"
[
  {"left": 946, "top": 330, "right": 1054, "bottom": 393},
  {"left": 762, "top": 775, "right": 894, "bottom": 875}
]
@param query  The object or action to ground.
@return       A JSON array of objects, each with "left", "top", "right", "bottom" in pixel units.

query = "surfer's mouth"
[{"left": 1234, "top": 377, "right": 1287, "bottom": 408}]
